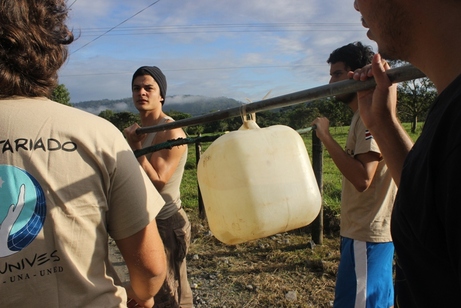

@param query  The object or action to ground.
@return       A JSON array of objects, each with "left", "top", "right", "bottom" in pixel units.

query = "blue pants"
[{"left": 334, "top": 237, "right": 394, "bottom": 308}]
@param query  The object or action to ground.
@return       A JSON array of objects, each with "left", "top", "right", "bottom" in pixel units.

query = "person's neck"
[
  {"left": 407, "top": 4, "right": 461, "bottom": 93},
  {"left": 349, "top": 97, "right": 358, "bottom": 113},
  {"left": 139, "top": 109, "right": 165, "bottom": 127},
  {"left": 411, "top": 42, "right": 461, "bottom": 94}
]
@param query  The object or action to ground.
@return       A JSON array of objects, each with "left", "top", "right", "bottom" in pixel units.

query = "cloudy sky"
[{"left": 60, "top": 0, "right": 375, "bottom": 104}]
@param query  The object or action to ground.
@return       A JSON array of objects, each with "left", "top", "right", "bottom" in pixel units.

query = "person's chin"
[
  {"left": 335, "top": 93, "right": 355, "bottom": 105},
  {"left": 136, "top": 102, "right": 149, "bottom": 108},
  {"left": 367, "top": 29, "right": 374, "bottom": 41}
]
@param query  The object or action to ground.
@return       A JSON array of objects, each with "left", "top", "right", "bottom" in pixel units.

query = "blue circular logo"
[{"left": 0, "top": 165, "right": 46, "bottom": 257}]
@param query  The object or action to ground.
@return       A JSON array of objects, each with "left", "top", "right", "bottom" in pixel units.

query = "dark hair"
[
  {"left": 0, "top": 0, "right": 74, "bottom": 98},
  {"left": 327, "top": 41, "right": 374, "bottom": 71}
]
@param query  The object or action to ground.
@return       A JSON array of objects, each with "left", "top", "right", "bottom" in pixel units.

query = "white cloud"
[{"left": 60, "top": 0, "right": 376, "bottom": 104}]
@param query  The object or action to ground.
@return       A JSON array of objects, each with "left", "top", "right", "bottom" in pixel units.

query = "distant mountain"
[{"left": 73, "top": 95, "right": 245, "bottom": 116}]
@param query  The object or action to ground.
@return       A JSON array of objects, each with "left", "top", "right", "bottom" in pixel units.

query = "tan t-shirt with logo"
[
  {"left": 340, "top": 111, "right": 397, "bottom": 243},
  {"left": 0, "top": 97, "right": 164, "bottom": 307}
]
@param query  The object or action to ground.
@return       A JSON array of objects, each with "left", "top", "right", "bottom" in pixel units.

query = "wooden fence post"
[
  {"left": 311, "top": 131, "right": 324, "bottom": 245},
  {"left": 195, "top": 134, "right": 206, "bottom": 219}
]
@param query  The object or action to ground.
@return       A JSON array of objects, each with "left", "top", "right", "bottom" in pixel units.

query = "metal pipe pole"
[{"left": 137, "top": 64, "right": 425, "bottom": 134}]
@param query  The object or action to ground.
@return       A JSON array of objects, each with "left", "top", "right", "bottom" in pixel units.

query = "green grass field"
[{"left": 180, "top": 122, "right": 423, "bottom": 216}]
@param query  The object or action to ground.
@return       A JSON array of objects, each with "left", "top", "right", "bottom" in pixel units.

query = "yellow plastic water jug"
[{"left": 197, "top": 119, "right": 322, "bottom": 245}]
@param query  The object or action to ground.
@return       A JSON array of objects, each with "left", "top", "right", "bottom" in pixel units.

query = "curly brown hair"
[
  {"left": 327, "top": 41, "right": 374, "bottom": 71},
  {"left": 0, "top": 0, "right": 74, "bottom": 98}
]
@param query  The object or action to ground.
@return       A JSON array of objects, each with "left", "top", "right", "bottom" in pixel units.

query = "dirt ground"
[{"left": 109, "top": 207, "right": 340, "bottom": 308}]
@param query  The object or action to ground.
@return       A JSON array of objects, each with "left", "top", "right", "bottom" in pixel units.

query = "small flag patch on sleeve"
[{"left": 365, "top": 129, "right": 373, "bottom": 140}]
